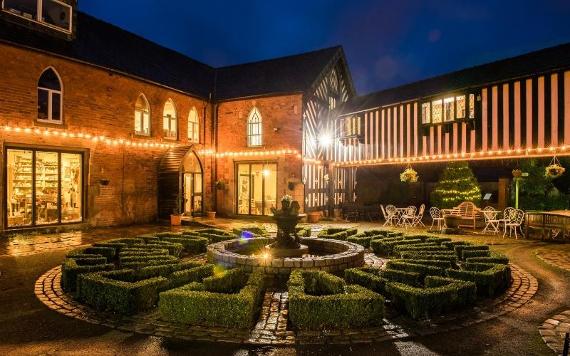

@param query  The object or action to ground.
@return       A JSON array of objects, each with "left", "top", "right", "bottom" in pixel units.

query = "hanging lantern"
[
  {"left": 545, "top": 156, "right": 565, "bottom": 179},
  {"left": 400, "top": 165, "right": 419, "bottom": 183}
]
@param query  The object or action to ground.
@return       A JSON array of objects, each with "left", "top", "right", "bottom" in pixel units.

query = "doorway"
[
  {"left": 180, "top": 150, "right": 203, "bottom": 216},
  {"left": 236, "top": 162, "right": 277, "bottom": 215}
]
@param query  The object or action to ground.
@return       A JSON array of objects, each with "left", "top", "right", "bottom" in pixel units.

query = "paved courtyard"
[{"left": 0, "top": 221, "right": 569, "bottom": 355}]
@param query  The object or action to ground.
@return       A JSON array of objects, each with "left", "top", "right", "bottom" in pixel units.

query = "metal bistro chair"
[
  {"left": 430, "top": 206, "right": 446, "bottom": 232},
  {"left": 413, "top": 204, "right": 426, "bottom": 227},
  {"left": 383, "top": 204, "right": 398, "bottom": 226},
  {"left": 401, "top": 206, "right": 416, "bottom": 228},
  {"left": 504, "top": 209, "right": 525, "bottom": 239},
  {"left": 482, "top": 206, "right": 501, "bottom": 234}
]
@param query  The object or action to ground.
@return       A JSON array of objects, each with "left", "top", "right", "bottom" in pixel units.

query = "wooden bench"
[{"left": 443, "top": 202, "right": 482, "bottom": 230}]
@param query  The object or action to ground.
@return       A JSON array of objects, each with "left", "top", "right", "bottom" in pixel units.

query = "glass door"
[
  {"left": 236, "top": 163, "right": 277, "bottom": 215},
  {"left": 183, "top": 173, "right": 202, "bottom": 215}
]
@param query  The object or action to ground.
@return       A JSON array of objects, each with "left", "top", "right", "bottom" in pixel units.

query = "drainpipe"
[{"left": 212, "top": 99, "right": 219, "bottom": 213}]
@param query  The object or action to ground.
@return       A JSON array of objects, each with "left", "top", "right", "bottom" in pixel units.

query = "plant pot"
[
  {"left": 170, "top": 214, "right": 182, "bottom": 226},
  {"left": 307, "top": 211, "right": 321, "bottom": 223},
  {"left": 207, "top": 211, "right": 216, "bottom": 220}
]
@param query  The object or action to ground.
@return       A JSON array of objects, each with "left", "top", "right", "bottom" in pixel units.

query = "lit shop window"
[
  {"left": 456, "top": 95, "right": 466, "bottom": 119},
  {"left": 188, "top": 107, "right": 199, "bottom": 143},
  {"left": 431, "top": 99, "right": 443, "bottom": 124},
  {"left": 37, "top": 68, "right": 62, "bottom": 124},
  {"left": 422, "top": 102, "right": 431, "bottom": 124},
  {"left": 443, "top": 97, "right": 455, "bottom": 122},
  {"left": 247, "top": 107, "right": 262, "bottom": 147},
  {"left": 134, "top": 94, "right": 150, "bottom": 136},
  {"left": 163, "top": 99, "right": 177, "bottom": 139},
  {"left": 2, "top": 0, "right": 72, "bottom": 33},
  {"left": 6, "top": 148, "right": 82, "bottom": 227}
]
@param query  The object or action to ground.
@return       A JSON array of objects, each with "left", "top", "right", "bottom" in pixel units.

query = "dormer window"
[{"left": 2, "top": 0, "right": 72, "bottom": 33}]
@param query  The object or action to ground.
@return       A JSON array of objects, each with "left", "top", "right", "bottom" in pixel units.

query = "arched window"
[
  {"left": 163, "top": 99, "right": 177, "bottom": 139},
  {"left": 134, "top": 94, "right": 150, "bottom": 136},
  {"left": 247, "top": 107, "right": 262, "bottom": 147},
  {"left": 188, "top": 106, "right": 199, "bottom": 143},
  {"left": 37, "top": 68, "right": 62, "bottom": 123}
]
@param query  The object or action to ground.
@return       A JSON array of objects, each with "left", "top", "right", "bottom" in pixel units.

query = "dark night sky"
[{"left": 79, "top": 0, "right": 570, "bottom": 95}]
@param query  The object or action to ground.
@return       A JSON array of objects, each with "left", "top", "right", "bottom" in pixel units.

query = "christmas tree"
[{"left": 430, "top": 162, "right": 481, "bottom": 209}]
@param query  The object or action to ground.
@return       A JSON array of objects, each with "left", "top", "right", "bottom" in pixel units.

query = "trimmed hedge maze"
[{"left": 344, "top": 230, "right": 511, "bottom": 319}]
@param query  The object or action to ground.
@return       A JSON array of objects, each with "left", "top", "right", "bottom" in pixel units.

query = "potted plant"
[
  {"left": 170, "top": 194, "right": 182, "bottom": 226},
  {"left": 207, "top": 211, "right": 216, "bottom": 219}
]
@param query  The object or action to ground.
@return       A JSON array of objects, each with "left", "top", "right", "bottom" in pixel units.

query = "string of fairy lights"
[{"left": 334, "top": 145, "right": 570, "bottom": 167}]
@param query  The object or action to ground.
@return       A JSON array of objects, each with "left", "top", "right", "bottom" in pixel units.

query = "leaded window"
[
  {"left": 188, "top": 107, "right": 199, "bottom": 143},
  {"left": 247, "top": 107, "right": 262, "bottom": 147},
  {"left": 163, "top": 99, "right": 177, "bottom": 139},
  {"left": 134, "top": 94, "right": 150, "bottom": 136}
]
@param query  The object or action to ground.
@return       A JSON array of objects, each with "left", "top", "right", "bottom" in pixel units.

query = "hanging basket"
[
  {"left": 512, "top": 169, "right": 522, "bottom": 178},
  {"left": 545, "top": 157, "right": 565, "bottom": 179},
  {"left": 400, "top": 166, "right": 419, "bottom": 183}
]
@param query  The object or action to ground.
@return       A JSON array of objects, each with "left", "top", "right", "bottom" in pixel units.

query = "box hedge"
[
  {"left": 371, "top": 238, "right": 422, "bottom": 255},
  {"left": 462, "top": 249, "right": 491, "bottom": 260},
  {"left": 82, "top": 246, "right": 116, "bottom": 261},
  {"left": 385, "top": 261, "right": 446, "bottom": 280},
  {"left": 386, "top": 277, "right": 476, "bottom": 319},
  {"left": 347, "top": 235, "right": 372, "bottom": 248},
  {"left": 454, "top": 244, "right": 488, "bottom": 259},
  {"left": 344, "top": 267, "right": 389, "bottom": 295},
  {"left": 159, "top": 269, "right": 265, "bottom": 328},
  {"left": 447, "top": 262, "right": 511, "bottom": 297},
  {"left": 77, "top": 263, "right": 214, "bottom": 315},
  {"left": 317, "top": 227, "right": 358, "bottom": 239},
  {"left": 288, "top": 270, "right": 384, "bottom": 329},
  {"left": 466, "top": 254, "right": 509, "bottom": 264},
  {"left": 61, "top": 257, "right": 114, "bottom": 292},
  {"left": 296, "top": 226, "right": 312, "bottom": 237},
  {"left": 232, "top": 225, "right": 269, "bottom": 237}
]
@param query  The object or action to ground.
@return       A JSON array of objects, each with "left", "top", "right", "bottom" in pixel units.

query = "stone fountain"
[{"left": 265, "top": 196, "right": 309, "bottom": 258}]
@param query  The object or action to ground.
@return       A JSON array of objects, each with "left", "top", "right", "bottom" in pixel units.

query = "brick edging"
[{"left": 539, "top": 311, "right": 570, "bottom": 354}]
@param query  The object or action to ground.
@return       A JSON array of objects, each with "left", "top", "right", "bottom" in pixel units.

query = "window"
[
  {"left": 2, "top": 0, "right": 72, "bottom": 33},
  {"left": 431, "top": 99, "right": 443, "bottom": 124},
  {"left": 456, "top": 95, "right": 466, "bottom": 119},
  {"left": 421, "top": 93, "right": 477, "bottom": 125},
  {"left": 134, "top": 94, "right": 150, "bottom": 136},
  {"left": 237, "top": 163, "right": 277, "bottom": 215},
  {"left": 247, "top": 107, "right": 262, "bottom": 147},
  {"left": 421, "top": 103, "right": 431, "bottom": 124},
  {"left": 37, "top": 68, "right": 62, "bottom": 123},
  {"left": 328, "top": 96, "right": 337, "bottom": 110},
  {"left": 6, "top": 148, "right": 82, "bottom": 227},
  {"left": 443, "top": 97, "right": 454, "bottom": 122},
  {"left": 162, "top": 99, "right": 177, "bottom": 139},
  {"left": 188, "top": 107, "right": 199, "bottom": 143}
]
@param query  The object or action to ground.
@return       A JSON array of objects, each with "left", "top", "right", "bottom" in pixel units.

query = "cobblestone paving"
[
  {"left": 535, "top": 245, "right": 570, "bottom": 272},
  {"left": 249, "top": 291, "right": 295, "bottom": 345},
  {"left": 539, "top": 310, "right": 570, "bottom": 355},
  {"left": 35, "top": 262, "right": 538, "bottom": 345},
  {"left": 364, "top": 252, "right": 386, "bottom": 268}
]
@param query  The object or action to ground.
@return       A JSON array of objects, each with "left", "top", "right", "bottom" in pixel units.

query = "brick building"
[{"left": 0, "top": 1, "right": 353, "bottom": 231}]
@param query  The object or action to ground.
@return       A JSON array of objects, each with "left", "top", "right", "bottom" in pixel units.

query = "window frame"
[
  {"left": 421, "top": 91, "right": 478, "bottom": 126},
  {"left": 134, "top": 94, "right": 151, "bottom": 136},
  {"left": 37, "top": 67, "right": 63, "bottom": 125},
  {"left": 247, "top": 107, "right": 262, "bottom": 147},
  {"left": 187, "top": 106, "right": 200, "bottom": 143},
  {"left": 1, "top": 0, "right": 73, "bottom": 34},
  {"left": 162, "top": 99, "right": 178, "bottom": 140}
]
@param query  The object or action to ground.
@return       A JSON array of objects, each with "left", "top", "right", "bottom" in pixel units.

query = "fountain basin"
[{"left": 207, "top": 237, "right": 365, "bottom": 275}]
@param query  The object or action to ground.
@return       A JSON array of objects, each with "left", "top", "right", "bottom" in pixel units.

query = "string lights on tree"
[{"left": 430, "top": 161, "right": 482, "bottom": 209}]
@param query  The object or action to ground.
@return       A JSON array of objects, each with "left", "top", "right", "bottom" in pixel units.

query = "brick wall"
[
  {"left": 0, "top": 43, "right": 213, "bottom": 229},
  {"left": 215, "top": 95, "right": 305, "bottom": 216}
]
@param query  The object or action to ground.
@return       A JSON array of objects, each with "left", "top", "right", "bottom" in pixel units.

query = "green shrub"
[
  {"left": 447, "top": 262, "right": 511, "bottom": 297},
  {"left": 454, "top": 244, "right": 488, "bottom": 259},
  {"left": 381, "top": 268, "right": 421, "bottom": 286},
  {"left": 203, "top": 268, "right": 250, "bottom": 293},
  {"left": 159, "top": 270, "right": 265, "bottom": 328},
  {"left": 301, "top": 270, "right": 345, "bottom": 295},
  {"left": 462, "top": 249, "right": 491, "bottom": 259},
  {"left": 466, "top": 254, "right": 509, "bottom": 264},
  {"left": 442, "top": 241, "right": 471, "bottom": 249},
  {"left": 296, "top": 226, "right": 312, "bottom": 237},
  {"left": 162, "top": 236, "right": 208, "bottom": 254},
  {"left": 347, "top": 235, "right": 372, "bottom": 248},
  {"left": 385, "top": 261, "right": 446, "bottom": 280},
  {"left": 194, "top": 228, "right": 233, "bottom": 236},
  {"left": 392, "top": 259, "right": 453, "bottom": 269},
  {"left": 392, "top": 243, "right": 445, "bottom": 253},
  {"left": 82, "top": 246, "right": 116, "bottom": 261},
  {"left": 344, "top": 267, "right": 388, "bottom": 295},
  {"left": 399, "top": 252, "right": 457, "bottom": 264},
  {"left": 320, "top": 231, "right": 348, "bottom": 241},
  {"left": 77, "top": 263, "right": 214, "bottom": 315},
  {"left": 387, "top": 277, "right": 476, "bottom": 320},
  {"left": 425, "top": 237, "right": 452, "bottom": 244},
  {"left": 288, "top": 270, "right": 384, "bottom": 329},
  {"left": 363, "top": 229, "right": 391, "bottom": 236},
  {"left": 232, "top": 225, "right": 268, "bottom": 237},
  {"left": 371, "top": 239, "right": 422, "bottom": 255},
  {"left": 145, "top": 241, "right": 183, "bottom": 256},
  {"left": 61, "top": 258, "right": 114, "bottom": 292}
]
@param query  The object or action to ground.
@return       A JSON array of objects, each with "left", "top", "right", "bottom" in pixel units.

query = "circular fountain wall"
[{"left": 207, "top": 237, "right": 365, "bottom": 275}]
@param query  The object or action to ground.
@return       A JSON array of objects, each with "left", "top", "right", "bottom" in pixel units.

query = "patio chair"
[
  {"left": 413, "top": 204, "right": 426, "bottom": 227},
  {"left": 482, "top": 206, "right": 501, "bottom": 234},
  {"left": 429, "top": 206, "right": 446, "bottom": 232},
  {"left": 400, "top": 206, "right": 417, "bottom": 228},
  {"left": 383, "top": 205, "right": 397, "bottom": 226},
  {"left": 504, "top": 209, "right": 525, "bottom": 239}
]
